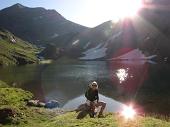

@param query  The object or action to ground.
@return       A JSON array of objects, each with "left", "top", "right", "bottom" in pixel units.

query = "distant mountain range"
[
  {"left": 0, "top": 3, "right": 170, "bottom": 61},
  {"left": 0, "top": 3, "right": 87, "bottom": 45}
]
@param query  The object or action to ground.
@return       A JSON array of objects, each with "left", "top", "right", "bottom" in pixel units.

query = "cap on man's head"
[{"left": 89, "top": 81, "right": 98, "bottom": 88}]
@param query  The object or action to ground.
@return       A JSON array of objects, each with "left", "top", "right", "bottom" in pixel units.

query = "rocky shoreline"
[{"left": 0, "top": 82, "right": 66, "bottom": 126}]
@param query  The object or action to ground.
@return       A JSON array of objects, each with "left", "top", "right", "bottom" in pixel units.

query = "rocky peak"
[{"left": 10, "top": 3, "right": 26, "bottom": 9}]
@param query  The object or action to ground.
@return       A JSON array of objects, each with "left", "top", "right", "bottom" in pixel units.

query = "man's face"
[{"left": 92, "top": 85, "right": 98, "bottom": 90}]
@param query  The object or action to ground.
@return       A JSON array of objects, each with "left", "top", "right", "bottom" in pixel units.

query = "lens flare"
[
  {"left": 88, "top": 0, "right": 143, "bottom": 25},
  {"left": 121, "top": 105, "right": 136, "bottom": 120},
  {"left": 116, "top": 68, "right": 128, "bottom": 83}
]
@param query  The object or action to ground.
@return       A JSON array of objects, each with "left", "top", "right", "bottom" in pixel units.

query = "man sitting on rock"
[{"left": 85, "top": 81, "right": 106, "bottom": 118}]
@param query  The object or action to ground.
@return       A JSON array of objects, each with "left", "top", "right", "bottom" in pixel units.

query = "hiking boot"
[{"left": 89, "top": 112, "right": 95, "bottom": 118}]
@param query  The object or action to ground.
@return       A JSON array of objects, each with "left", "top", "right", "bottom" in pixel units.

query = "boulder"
[
  {"left": 27, "top": 100, "right": 45, "bottom": 107},
  {"left": 75, "top": 103, "right": 95, "bottom": 119},
  {"left": 37, "top": 102, "right": 46, "bottom": 107},
  {"left": 10, "top": 36, "right": 16, "bottom": 43},
  {"left": 27, "top": 100, "right": 39, "bottom": 107},
  {"left": 0, "top": 108, "right": 16, "bottom": 124}
]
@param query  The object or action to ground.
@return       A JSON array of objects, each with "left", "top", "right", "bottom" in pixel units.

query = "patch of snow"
[
  {"left": 83, "top": 43, "right": 103, "bottom": 54},
  {"left": 83, "top": 42, "right": 91, "bottom": 49},
  {"left": 146, "top": 55, "right": 157, "bottom": 59},
  {"left": 11, "top": 38, "right": 16, "bottom": 43},
  {"left": 106, "top": 31, "right": 122, "bottom": 44},
  {"left": 78, "top": 32, "right": 123, "bottom": 60},
  {"left": 80, "top": 43, "right": 107, "bottom": 60},
  {"left": 72, "top": 40, "right": 79, "bottom": 46},
  {"left": 50, "top": 33, "right": 59, "bottom": 38},
  {"left": 109, "top": 49, "right": 157, "bottom": 60},
  {"left": 10, "top": 36, "right": 16, "bottom": 43}
]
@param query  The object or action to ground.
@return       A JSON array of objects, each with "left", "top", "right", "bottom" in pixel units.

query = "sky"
[{"left": 0, "top": 0, "right": 168, "bottom": 27}]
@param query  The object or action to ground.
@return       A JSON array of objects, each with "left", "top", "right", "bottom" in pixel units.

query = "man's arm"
[
  {"left": 96, "top": 90, "right": 99, "bottom": 102},
  {"left": 85, "top": 90, "right": 88, "bottom": 99}
]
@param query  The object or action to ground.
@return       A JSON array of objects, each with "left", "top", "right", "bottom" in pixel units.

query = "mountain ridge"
[{"left": 0, "top": 4, "right": 88, "bottom": 45}]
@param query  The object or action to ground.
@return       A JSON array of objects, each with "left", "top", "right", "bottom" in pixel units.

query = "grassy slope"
[
  {"left": 0, "top": 29, "right": 38, "bottom": 66},
  {"left": 0, "top": 81, "right": 170, "bottom": 127},
  {"left": 0, "top": 80, "right": 8, "bottom": 88},
  {"left": 0, "top": 82, "right": 54, "bottom": 127},
  {"left": 44, "top": 112, "right": 170, "bottom": 127}
]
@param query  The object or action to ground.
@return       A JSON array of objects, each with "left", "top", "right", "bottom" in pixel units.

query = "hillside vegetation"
[
  {"left": 0, "top": 29, "right": 38, "bottom": 66},
  {"left": 0, "top": 81, "right": 56, "bottom": 127}
]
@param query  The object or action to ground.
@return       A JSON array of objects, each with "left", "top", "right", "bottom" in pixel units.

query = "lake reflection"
[
  {"left": 0, "top": 60, "right": 170, "bottom": 114},
  {"left": 109, "top": 60, "right": 149, "bottom": 96},
  {"left": 115, "top": 68, "right": 129, "bottom": 83}
]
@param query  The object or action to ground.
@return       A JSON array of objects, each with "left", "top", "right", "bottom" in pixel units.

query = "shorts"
[{"left": 86, "top": 100, "right": 98, "bottom": 106}]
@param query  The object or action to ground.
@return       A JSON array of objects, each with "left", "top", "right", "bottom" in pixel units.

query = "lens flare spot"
[
  {"left": 116, "top": 69, "right": 128, "bottom": 83},
  {"left": 121, "top": 105, "right": 136, "bottom": 120}
]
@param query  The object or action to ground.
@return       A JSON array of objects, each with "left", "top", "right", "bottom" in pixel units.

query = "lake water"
[{"left": 0, "top": 60, "right": 170, "bottom": 114}]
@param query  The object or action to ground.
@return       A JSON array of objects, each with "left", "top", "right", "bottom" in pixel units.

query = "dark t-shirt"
[{"left": 85, "top": 88, "right": 99, "bottom": 102}]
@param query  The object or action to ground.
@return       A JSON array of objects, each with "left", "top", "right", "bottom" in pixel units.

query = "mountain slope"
[
  {"left": 0, "top": 28, "right": 38, "bottom": 66},
  {"left": 1, "top": 3, "right": 170, "bottom": 61},
  {"left": 0, "top": 3, "right": 88, "bottom": 45},
  {"left": 63, "top": 21, "right": 122, "bottom": 57},
  {"left": 67, "top": 3, "right": 170, "bottom": 61}
]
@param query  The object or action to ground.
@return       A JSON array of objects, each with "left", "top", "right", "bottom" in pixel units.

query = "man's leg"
[
  {"left": 95, "top": 101, "right": 106, "bottom": 116},
  {"left": 90, "top": 102, "right": 95, "bottom": 112},
  {"left": 87, "top": 102, "right": 96, "bottom": 118},
  {"left": 75, "top": 103, "right": 87, "bottom": 112}
]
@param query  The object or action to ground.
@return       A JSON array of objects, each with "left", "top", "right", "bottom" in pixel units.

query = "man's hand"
[{"left": 90, "top": 102, "right": 95, "bottom": 106}]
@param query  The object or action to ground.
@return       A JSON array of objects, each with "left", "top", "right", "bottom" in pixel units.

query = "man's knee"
[
  {"left": 102, "top": 102, "right": 106, "bottom": 107},
  {"left": 97, "top": 101, "right": 106, "bottom": 107}
]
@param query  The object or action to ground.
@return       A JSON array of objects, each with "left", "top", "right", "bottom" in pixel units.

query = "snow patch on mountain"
[
  {"left": 83, "top": 42, "right": 91, "bottom": 49},
  {"left": 80, "top": 43, "right": 107, "bottom": 60},
  {"left": 72, "top": 39, "right": 79, "bottom": 46},
  {"left": 107, "top": 32, "right": 122, "bottom": 43},
  {"left": 50, "top": 33, "right": 59, "bottom": 38},
  {"left": 79, "top": 32, "right": 122, "bottom": 60},
  {"left": 78, "top": 32, "right": 156, "bottom": 61},
  {"left": 109, "top": 49, "right": 157, "bottom": 60}
]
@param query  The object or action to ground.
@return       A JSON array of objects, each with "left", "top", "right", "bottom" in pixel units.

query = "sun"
[
  {"left": 113, "top": 0, "right": 143, "bottom": 19},
  {"left": 89, "top": 0, "right": 143, "bottom": 23}
]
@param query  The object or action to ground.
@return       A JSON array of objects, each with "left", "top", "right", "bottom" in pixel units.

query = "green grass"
[
  {"left": 44, "top": 112, "right": 170, "bottom": 127},
  {"left": 0, "top": 85, "right": 54, "bottom": 127},
  {"left": 0, "top": 80, "right": 8, "bottom": 88},
  {"left": 140, "top": 117, "right": 170, "bottom": 127},
  {"left": 0, "top": 29, "right": 38, "bottom": 66},
  {"left": 44, "top": 112, "right": 118, "bottom": 127},
  {"left": 0, "top": 88, "right": 32, "bottom": 107}
]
